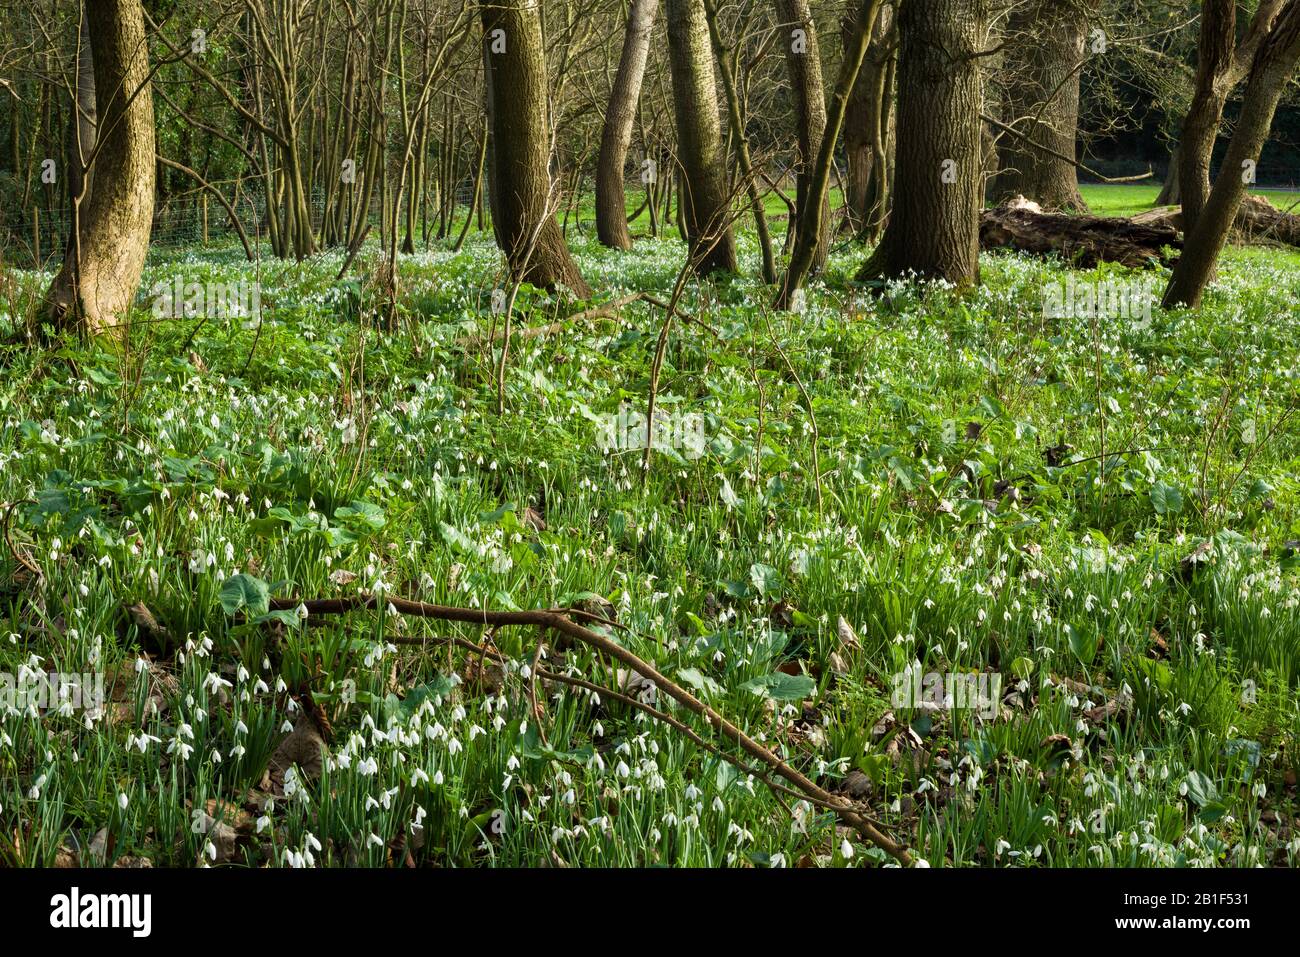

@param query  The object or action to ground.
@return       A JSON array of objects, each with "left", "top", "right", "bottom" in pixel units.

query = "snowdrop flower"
[{"left": 168, "top": 740, "right": 195, "bottom": 760}]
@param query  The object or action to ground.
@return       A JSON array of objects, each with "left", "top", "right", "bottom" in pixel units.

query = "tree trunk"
[
  {"left": 1175, "top": 0, "right": 1284, "bottom": 235},
  {"left": 597, "top": 0, "right": 658, "bottom": 250},
  {"left": 861, "top": 5, "right": 896, "bottom": 243},
  {"left": 1154, "top": 143, "right": 1181, "bottom": 205},
  {"left": 663, "top": 0, "right": 737, "bottom": 276},
  {"left": 776, "top": 0, "right": 881, "bottom": 308},
  {"left": 1178, "top": 0, "right": 1236, "bottom": 235},
  {"left": 775, "top": 0, "right": 829, "bottom": 273},
  {"left": 66, "top": 11, "right": 96, "bottom": 227},
  {"left": 704, "top": 0, "right": 776, "bottom": 282},
  {"left": 843, "top": 3, "right": 895, "bottom": 236},
  {"left": 988, "top": 0, "right": 1087, "bottom": 211},
  {"left": 857, "top": 0, "right": 987, "bottom": 287},
  {"left": 481, "top": 0, "right": 590, "bottom": 296},
  {"left": 1164, "top": 2, "right": 1300, "bottom": 309},
  {"left": 45, "top": 0, "right": 155, "bottom": 335}
]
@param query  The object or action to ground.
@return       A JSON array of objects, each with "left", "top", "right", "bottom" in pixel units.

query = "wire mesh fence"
[{"left": 0, "top": 181, "right": 483, "bottom": 270}]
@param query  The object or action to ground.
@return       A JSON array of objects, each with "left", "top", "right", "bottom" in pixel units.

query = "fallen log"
[
  {"left": 1131, "top": 194, "right": 1300, "bottom": 247},
  {"left": 980, "top": 196, "right": 1181, "bottom": 268}
]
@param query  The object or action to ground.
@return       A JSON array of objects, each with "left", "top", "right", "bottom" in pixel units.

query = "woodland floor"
[{"left": 1, "top": 184, "right": 1299, "bottom": 867}]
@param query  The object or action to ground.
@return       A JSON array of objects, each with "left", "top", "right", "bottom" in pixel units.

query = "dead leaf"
[
  {"left": 53, "top": 845, "right": 77, "bottom": 867},
  {"left": 204, "top": 798, "right": 254, "bottom": 835},
  {"left": 193, "top": 811, "right": 238, "bottom": 864},
  {"left": 840, "top": 769, "right": 873, "bottom": 800},
  {"left": 836, "top": 615, "right": 861, "bottom": 651},
  {"left": 265, "top": 712, "right": 328, "bottom": 793},
  {"left": 1084, "top": 691, "right": 1132, "bottom": 724},
  {"left": 1179, "top": 541, "right": 1214, "bottom": 581},
  {"left": 126, "top": 602, "right": 170, "bottom": 645}
]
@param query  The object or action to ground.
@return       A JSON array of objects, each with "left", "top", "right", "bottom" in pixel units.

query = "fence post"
[{"left": 202, "top": 194, "right": 209, "bottom": 245}]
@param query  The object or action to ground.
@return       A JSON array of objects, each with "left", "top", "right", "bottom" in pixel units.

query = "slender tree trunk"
[
  {"left": 704, "top": 0, "right": 776, "bottom": 282},
  {"left": 454, "top": 126, "right": 488, "bottom": 252},
  {"left": 863, "top": 49, "right": 896, "bottom": 243},
  {"left": 45, "top": 0, "right": 155, "bottom": 334},
  {"left": 66, "top": 12, "right": 96, "bottom": 229},
  {"left": 776, "top": 0, "right": 881, "bottom": 308},
  {"left": 1164, "top": 2, "right": 1300, "bottom": 309},
  {"left": 1175, "top": 0, "right": 1284, "bottom": 234},
  {"left": 775, "top": 0, "right": 829, "bottom": 273},
  {"left": 481, "top": 0, "right": 590, "bottom": 295},
  {"left": 597, "top": 0, "right": 658, "bottom": 250},
  {"left": 844, "top": 2, "right": 895, "bottom": 240},
  {"left": 663, "top": 0, "right": 737, "bottom": 275},
  {"left": 1155, "top": 143, "right": 1181, "bottom": 205},
  {"left": 857, "top": 0, "right": 987, "bottom": 286},
  {"left": 1178, "top": 0, "right": 1236, "bottom": 235},
  {"left": 988, "top": 0, "right": 1087, "bottom": 211}
]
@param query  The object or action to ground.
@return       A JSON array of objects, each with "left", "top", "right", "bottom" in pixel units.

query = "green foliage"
[{"left": 1, "top": 190, "right": 1298, "bottom": 867}]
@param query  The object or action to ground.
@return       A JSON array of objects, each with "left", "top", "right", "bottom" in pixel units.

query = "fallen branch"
[
  {"left": 1, "top": 499, "right": 41, "bottom": 583},
  {"left": 268, "top": 593, "right": 913, "bottom": 864},
  {"left": 392, "top": 629, "right": 890, "bottom": 824},
  {"left": 981, "top": 113, "right": 1154, "bottom": 185},
  {"left": 458, "top": 292, "right": 645, "bottom": 346}
]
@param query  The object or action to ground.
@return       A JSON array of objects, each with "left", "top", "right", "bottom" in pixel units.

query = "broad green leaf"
[
  {"left": 219, "top": 573, "right": 270, "bottom": 618},
  {"left": 740, "top": 671, "right": 815, "bottom": 701},
  {"left": 1150, "top": 482, "right": 1183, "bottom": 516}
]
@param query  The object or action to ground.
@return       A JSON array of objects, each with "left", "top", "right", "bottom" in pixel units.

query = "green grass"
[
  {"left": 584, "top": 179, "right": 1298, "bottom": 236},
  {"left": 1, "top": 186, "right": 1299, "bottom": 867},
  {"left": 1078, "top": 183, "right": 1300, "bottom": 219}
]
